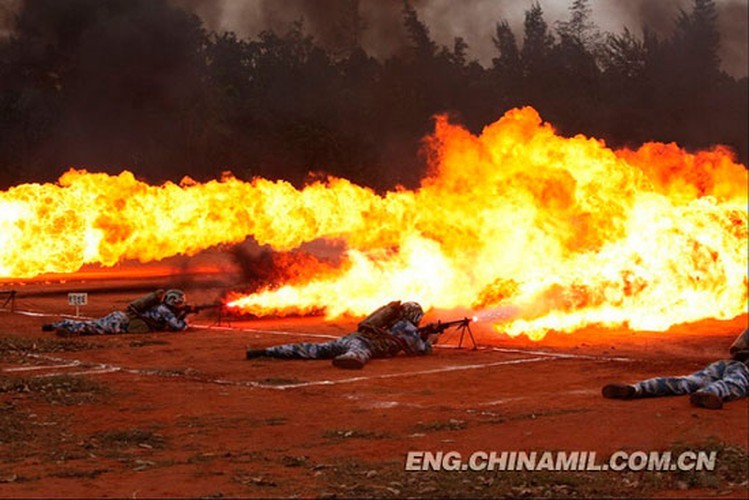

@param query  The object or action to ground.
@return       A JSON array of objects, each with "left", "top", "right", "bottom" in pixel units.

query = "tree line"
[{"left": 0, "top": 0, "right": 745, "bottom": 191}]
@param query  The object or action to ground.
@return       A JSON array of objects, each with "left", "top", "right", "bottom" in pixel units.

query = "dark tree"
[
  {"left": 597, "top": 28, "right": 651, "bottom": 143},
  {"left": 492, "top": 20, "right": 521, "bottom": 80},
  {"left": 532, "top": 0, "right": 602, "bottom": 134},
  {"left": 602, "top": 28, "right": 646, "bottom": 78},
  {"left": 447, "top": 36, "right": 469, "bottom": 67},
  {"left": 673, "top": 0, "right": 721, "bottom": 77},
  {"left": 521, "top": 2, "right": 554, "bottom": 78},
  {"left": 332, "top": 0, "right": 366, "bottom": 58},
  {"left": 401, "top": 0, "right": 437, "bottom": 60},
  {"left": 556, "top": 0, "right": 600, "bottom": 51}
]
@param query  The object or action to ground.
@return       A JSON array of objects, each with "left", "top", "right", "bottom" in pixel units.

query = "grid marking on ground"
[
  {"left": 15, "top": 352, "right": 555, "bottom": 390},
  {"left": 2, "top": 313, "right": 637, "bottom": 391},
  {"left": 9, "top": 350, "right": 633, "bottom": 393}
]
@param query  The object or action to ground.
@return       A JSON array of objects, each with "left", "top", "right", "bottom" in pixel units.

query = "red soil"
[{"left": 0, "top": 263, "right": 746, "bottom": 498}]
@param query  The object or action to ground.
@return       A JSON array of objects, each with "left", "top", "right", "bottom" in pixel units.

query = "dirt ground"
[{"left": 0, "top": 262, "right": 747, "bottom": 498}]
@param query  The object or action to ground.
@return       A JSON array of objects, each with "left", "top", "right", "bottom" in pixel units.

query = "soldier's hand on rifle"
[
  {"left": 419, "top": 322, "right": 438, "bottom": 335},
  {"left": 184, "top": 304, "right": 206, "bottom": 315},
  {"left": 424, "top": 332, "right": 441, "bottom": 345},
  {"left": 418, "top": 322, "right": 443, "bottom": 340}
]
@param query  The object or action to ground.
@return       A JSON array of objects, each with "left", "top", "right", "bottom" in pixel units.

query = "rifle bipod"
[
  {"left": 443, "top": 321, "right": 478, "bottom": 350},
  {"left": 210, "top": 306, "right": 232, "bottom": 327}
]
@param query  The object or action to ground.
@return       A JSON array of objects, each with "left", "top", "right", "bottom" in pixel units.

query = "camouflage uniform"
[
  {"left": 633, "top": 329, "right": 749, "bottom": 401},
  {"left": 632, "top": 359, "right": 749, "bottom": 401},
  {"left": 48, "top": 291, "right": 189, "bottom": 336},
  {"left": 263, "top": 319, "right": 431, "bottom": 365},
  {"left": 50, "top": 311, "right": 131, "bottom": 336},
  {"left": 135, "top": 304, "right": 188, "bottom": 332},
  {"left": 604, "top": 329, "right": 749, "bottom": 406},
  {"left": 253, "top": 302, "right": 431, "bottom": 368}
]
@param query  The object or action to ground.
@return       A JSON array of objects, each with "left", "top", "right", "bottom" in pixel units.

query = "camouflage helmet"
[
  {"left": 163, "top": 289, "right": 186, "bottom": 308},
  {"left": 401, "top": 301, "right": 424, "bottom": 326}
]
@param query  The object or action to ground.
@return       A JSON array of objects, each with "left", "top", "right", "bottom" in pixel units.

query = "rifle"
[
  {"left": 418, "top": 317, "right": 477, "bottom": 350},
  {"left": 184, "top": 302, "right": 223, "bottom": 315}
]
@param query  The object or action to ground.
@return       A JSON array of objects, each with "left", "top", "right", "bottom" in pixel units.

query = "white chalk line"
[
  {"left": 16, "top": 351, "right": 555, "bottom": 390},
  {"left": 473, "top": 388, "right": 600, "bottom": 408},
  {"left": 475, "top": 398, "right": 527, "bottom": 407},
  {"left": 236, "top": 356, "right": 552, "bottom": 390},
  {"left": 4, "top": 310, "right": 50, "bottom": 318},
  {"left": 19, "top": 353, "right": 208, "bottom": 381},
  {"left": 194, "top": 323, "right": 339, "bottom": 340},
  {"left": 4, "top": 309, "right": 95, "bottom": 320},
  {"left": 35, "top": 367, "right": 121, "bottom": 378},
  {"left": 490, "top": 347, "right": 634, "bottom": 363},
  {"left": 2, "top": 361, "right": 81, "bottom": 372}
]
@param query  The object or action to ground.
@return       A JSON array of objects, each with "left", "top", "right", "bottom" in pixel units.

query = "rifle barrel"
[
  {"left": 190, "top": 303, "right": 223, "bottom": 312},
  {"left": 442, "top": 317, "right": 471, "bottom": 327}
]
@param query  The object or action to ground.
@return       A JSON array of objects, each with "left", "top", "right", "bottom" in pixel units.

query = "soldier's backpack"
[
  {"left": 358, "top": 300, "right": 403, "bottom": 333},
  {"left": 127, "top": 289, "right": 165, "bottom": 314},
  {"left": 730, "top": 329, "right": 749, "bottom": 363},
  {"left": 357, "top": 301, "right": 411, "bottom": 355},
  {"left": 125, "top": 289, "right": 165, "bottom": 333}
]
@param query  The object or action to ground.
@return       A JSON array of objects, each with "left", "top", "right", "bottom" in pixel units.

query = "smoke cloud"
[{"left": 168, "top": 0, "right": 747, "bottom": 78}]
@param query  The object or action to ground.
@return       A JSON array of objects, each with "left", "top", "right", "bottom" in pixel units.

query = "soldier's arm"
[
  {"left": 158, "top": 305, "right": 188, "bottom": 331},
  {"left": 393, "top": 321, "right": 432, "bottom": 355}
]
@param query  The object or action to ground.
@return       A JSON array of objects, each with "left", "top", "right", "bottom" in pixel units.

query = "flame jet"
[{"left": 1, "top": 107, "right": 746, "bottom": 339}]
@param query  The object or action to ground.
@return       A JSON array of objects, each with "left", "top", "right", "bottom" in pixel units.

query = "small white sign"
[{"left": 68, "top": 293, "right": 88, "bottom": 306}]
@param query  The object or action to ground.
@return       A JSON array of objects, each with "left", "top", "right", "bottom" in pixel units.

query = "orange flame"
[{"left": 1, "top": 107, "right": 746, "bottom": 340}]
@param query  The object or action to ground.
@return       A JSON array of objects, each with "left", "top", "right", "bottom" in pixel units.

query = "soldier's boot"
[
  {"left": 689, "top": 391, "right": 723, "bottom": 410},
  {"left": 602, "top": 384, "right": 637, "bottom": 399},
  {"left": 332, "top": 354, "right": 365, "bottom": 370},
  {"left": 246, "top": 348, "right": 267, "bottom": 360}
]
